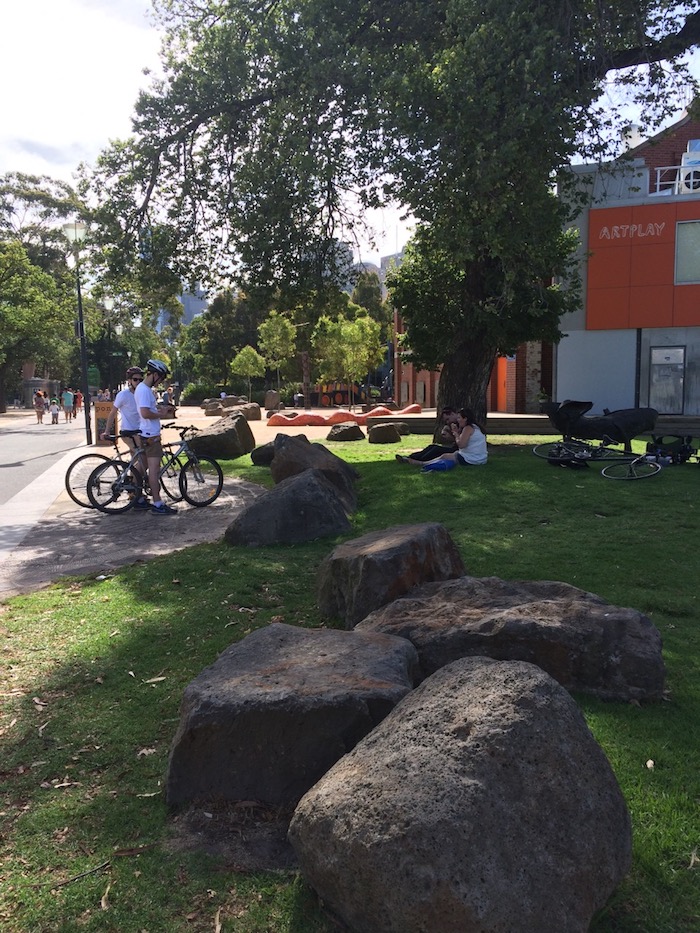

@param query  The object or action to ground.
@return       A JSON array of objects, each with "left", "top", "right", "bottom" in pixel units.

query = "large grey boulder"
[
  {"left": 357, "top": 576, "right": 665, "bottom": 701},
  {"left": 326, "top": 422, "right": 365, "bottom": 442},
  {"left": 368, "top": 422, "right": 401, "bottom": 444},
  {"left": 250, "top": 441, "right": 275, "bottom": 466},
  {"left": 317, "top": 523, "right": 466, "bottom": 628},
  {"left": 166, "top": 622, "right": 419, "bottom": 807},
  {"left": 225, "top": 401, "right": 261, "bottom": 421},
  {"left": 224, "top": 469, "right": 351, "bottom": 546},
  {"left": 270, "top": 434, "right": 359, "bottom": 512},
  {"left": 187, "top": 412, "right": 255, "bottom": 459},
  {"left": 289, "top": 657, "right": 632, "bottom": 933}
]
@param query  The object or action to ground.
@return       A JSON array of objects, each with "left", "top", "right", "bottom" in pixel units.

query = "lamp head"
[{"left": 63, "top": 221, "right": 87, "bottom": 244}]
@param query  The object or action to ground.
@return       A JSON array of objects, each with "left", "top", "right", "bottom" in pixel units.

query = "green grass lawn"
[{"left": 1, "top": 434, "right": 699, "bottom": 932}]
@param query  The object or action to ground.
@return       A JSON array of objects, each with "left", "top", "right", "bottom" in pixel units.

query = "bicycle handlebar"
[{"left": 162, "top": 422, "right": 200, "bottom": 437}]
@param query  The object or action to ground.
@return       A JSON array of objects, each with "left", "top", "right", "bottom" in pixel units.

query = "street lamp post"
[
  {"left": 63, "top": 221, "right": 92, "bottom": 445},
  {"left": 103, "top": 297, "right": 115, "bottom": 395}
]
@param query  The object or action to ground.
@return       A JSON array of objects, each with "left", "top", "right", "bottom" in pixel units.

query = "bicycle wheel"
[
  {"left": 65, "top": 453, "right": 112, "bottom": 508},
  {"left": 179, "top": 456, "right": 224, "bottom": 506},
  {"left": 533, "top": 440, "right": 591, "bottom": 462},
  {"left": 87, "top": 461, "right": 142, "bottom": 513},
  {"left": 601, "top": 460, "right": 662, "bottom": 480},
  {"left": 160, "top": 452, "right": 185, "bottom": 502}
]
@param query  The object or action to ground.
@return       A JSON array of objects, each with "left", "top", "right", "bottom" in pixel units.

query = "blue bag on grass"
[{"left": 421, "top": 459, "right": 457, "bottom": 472}]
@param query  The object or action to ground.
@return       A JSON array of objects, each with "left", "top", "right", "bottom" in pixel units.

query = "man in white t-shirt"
[
  {"left": 101, "top": 366, "right": 148, "bottom": 507},
  {"left": 135, "top": 359, "right": 177, "bottom": 515}
]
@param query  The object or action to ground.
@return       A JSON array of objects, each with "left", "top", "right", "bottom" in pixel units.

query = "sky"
[
  {"left": 0, "top": 0, "right": 409, "bottom": 265},
  {"left": 3, "top": 1, "right": 698, "bottom": 267},
  {"left": 0, "top": 0, "right": 161, "bottom": 182}
]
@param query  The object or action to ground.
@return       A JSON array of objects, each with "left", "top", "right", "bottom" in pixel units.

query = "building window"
[{"left": 676, "top": 221, "right": 700, "bottom": 283}]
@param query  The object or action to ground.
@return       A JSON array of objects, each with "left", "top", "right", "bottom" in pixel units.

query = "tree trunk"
[{"left": 436, "top": 343, "right": 497, "bottom": 436}]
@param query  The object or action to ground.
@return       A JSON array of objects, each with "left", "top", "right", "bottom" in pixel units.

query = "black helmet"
[
  {"left": 146, "top": 359, "right": 170, "bottom": 377},
  {"left": 126, "top": 365, "right": 144, "bottom": 377}
]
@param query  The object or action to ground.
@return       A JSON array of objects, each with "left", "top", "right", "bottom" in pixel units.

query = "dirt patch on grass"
[{"left": 166, "top": 801, "right": 298, "bottom": 872}]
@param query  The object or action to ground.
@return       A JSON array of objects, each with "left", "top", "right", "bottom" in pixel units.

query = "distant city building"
[
  {"left": 179, "top": 287, "right": 208, "bottom": 325},
  {"left": 156, "top": 286, "right": 208, "bottom": 332}
]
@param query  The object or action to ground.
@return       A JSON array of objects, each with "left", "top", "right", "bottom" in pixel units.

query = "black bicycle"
[
  {"left": 533, "top": 439, "right": 661, "bottom": 479},
  {"left": 87, "top": 425, "right": 223, "bottom": 513},
  {"left": 65, "top": 437, "right": 183, "bottom": 508},
  {"left": 532, "top": 438, "right": 629, "bottom": 463}
]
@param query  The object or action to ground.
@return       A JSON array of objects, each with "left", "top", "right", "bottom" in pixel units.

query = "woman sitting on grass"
[{"left": 407, "top": 408, "right": 487, "bottom": 471}]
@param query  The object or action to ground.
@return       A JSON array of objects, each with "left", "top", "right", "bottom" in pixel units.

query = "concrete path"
[{"left": 0, "top": 409, "right": 335, "bottom": 600}]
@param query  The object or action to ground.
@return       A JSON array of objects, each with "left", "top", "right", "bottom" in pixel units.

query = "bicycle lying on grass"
[
  {"left": 534, "top": 432, "right": 698, "bottom": 480},
  {"left": 533, "top": 439, "right": 663, "bottom": 480},
  {"left": 86, "top": 424, "right": 224, "bottom": 513}
]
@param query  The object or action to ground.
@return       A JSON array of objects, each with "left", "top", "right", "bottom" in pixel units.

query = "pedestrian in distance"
[
  {"left": 49, "top": 398, "right": 60, "bottom": 424},
  {"left": 135, "top": 359, "right": 178, "bottom": 515},
  {"left": 33, "top": 391, "right": 45, "bottom": 423},
  {"left": 61, "top": 387, "right": 74, "bottom": 422}
]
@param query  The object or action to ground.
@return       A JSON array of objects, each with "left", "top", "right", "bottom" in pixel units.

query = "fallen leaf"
[
  {"left": 214, "top": 907, "right": 222, "bottom": 932},
  {"left": 101, "top": 882, "right": 111, "bottom": 910},
  {"left": 172, "top": 578, "right": 181, "bottom": 585},
  {"left": 137, "top": 747, "right": 156, "bottom": 758},
  {"left": 128, "top": 671, "right": 135, "bottom": 678},
  {"left": 689, "top": 849, "right": 699, "bottom": 869},
  {"left": 645, "top": 759, "right": 655, "bottom": 769}
]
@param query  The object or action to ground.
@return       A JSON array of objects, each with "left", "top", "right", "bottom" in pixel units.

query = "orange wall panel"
[
  {"left": 672, "top": 285, "right": 700, "bottom": 326},
  {"left": 629, "top": 285, "right": 674, "bottom": 327},
  {"left": 674, "top": 201, "right": 700, "bottom": 221},
  {"left": 630, "top": 204, "right": 676, "bottom": 242},
  {"left": 587, "top": 287, "right": 630, "bottom": 329},
  {"left": 587, "top": 245, "right": 631, "bottom": 288},
  {"left": 629, "top": 242, "right": 676, "bottom": 287},
  {"left": 587, "top": 202, "right": 700, "bottom": 329}
]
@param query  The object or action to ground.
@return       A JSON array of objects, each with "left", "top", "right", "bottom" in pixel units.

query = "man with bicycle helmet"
[
  {"left": 101, "top": 366, "right": 149, "bottom": 508},
  {"left": 135, "top": 359, "right": 177, "bottom": 515}
]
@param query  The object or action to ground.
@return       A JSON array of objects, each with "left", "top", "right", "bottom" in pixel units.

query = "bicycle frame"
[{"left": 88, "top": 425, "right": 218, "bottom": 512}]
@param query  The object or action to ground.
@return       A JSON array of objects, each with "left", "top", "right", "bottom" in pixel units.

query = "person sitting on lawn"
[
  {"left": 407, "top": 408, "right": 487, "bottom": 471},
  {"left": 395, "top": 407, "right": 460, "bottom": 463}
]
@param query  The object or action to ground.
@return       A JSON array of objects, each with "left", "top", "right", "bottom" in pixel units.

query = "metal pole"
[{"left": 75, "top": 254, "right": 92, "bottom": 446}]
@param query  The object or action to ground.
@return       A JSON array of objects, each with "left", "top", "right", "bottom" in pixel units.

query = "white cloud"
[{"left": 0, "top": 0, "right": 162, "bottom": 181}]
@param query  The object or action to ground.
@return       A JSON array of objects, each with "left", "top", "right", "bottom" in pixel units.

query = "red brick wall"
[{"left": 633, "top": 116, "right": 700, "bottom": 190}]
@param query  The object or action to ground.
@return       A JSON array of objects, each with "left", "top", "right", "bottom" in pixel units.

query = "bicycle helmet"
[
  {"left": 126, "top": 365, "right": 144, "bottom": 377},
  {"left": 146, "top": 359, "right": 170, "bottom": 378}
]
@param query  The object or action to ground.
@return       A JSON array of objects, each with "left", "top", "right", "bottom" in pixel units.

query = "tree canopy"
[{"left": 84, "top": 0, "right": 700, "bottom": 416}]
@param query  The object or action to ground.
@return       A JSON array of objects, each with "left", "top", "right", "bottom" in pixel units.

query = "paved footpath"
[{"left": 0, "top": 409, "right": 332, "bottom": 600}]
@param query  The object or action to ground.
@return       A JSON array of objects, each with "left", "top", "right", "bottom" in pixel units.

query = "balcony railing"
[{"left": 653, "top": 164, "right": 700, "bottom": 196}]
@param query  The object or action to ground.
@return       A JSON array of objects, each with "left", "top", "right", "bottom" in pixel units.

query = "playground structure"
[{"left": 268, "top": 404, "right": 422, "bottom": 427}]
